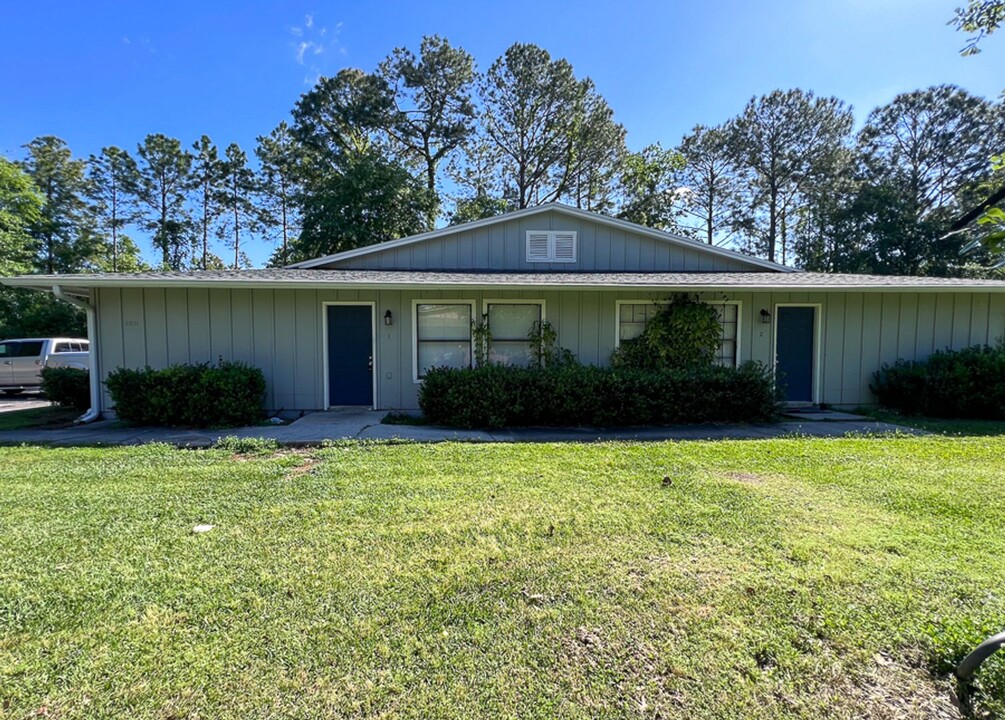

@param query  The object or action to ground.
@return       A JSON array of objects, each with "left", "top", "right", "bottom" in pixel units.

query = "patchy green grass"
[
  {"left": 860, "top": 408, "right": 1005, "bottom": 437},
  {"left": 0, "top": 404, "right": 78, "bottom": 431},
  {"left": 2, "top": 438, "right": 1004, "bottom": 719}
]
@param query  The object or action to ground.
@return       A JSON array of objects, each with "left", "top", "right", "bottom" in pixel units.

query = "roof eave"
[{"left": 5, "top": 276, "right": 1005, "bottom": 293}]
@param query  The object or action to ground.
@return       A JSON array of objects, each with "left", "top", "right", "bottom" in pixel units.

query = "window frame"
[
  {"left": 525, "top": 231, "right": 577, "bottom": 263},
  {"left": 483, "top": 299, "right": 547, "bottom": 368},
  {"left": 614, "top": 299, "right": 743, "bottom": 368},
  {"left": 412, "top": 299, "right": 477, "bottom": 383}
]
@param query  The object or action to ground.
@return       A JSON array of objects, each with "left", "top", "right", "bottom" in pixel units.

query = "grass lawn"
[
  {"left": 858, "top": 408, "right": 1005, "bottom": 437},
  {"left": 2, "top": 438, "right": 1004, "bottom": 719},
  {"left": 0, "top": 405, "right": 79, "bottom": 432}
]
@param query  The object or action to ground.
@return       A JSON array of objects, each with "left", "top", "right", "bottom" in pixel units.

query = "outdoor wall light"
[
  {"left": 384, "top": 310, "right": 393, "bottom": 326},
  {"left": 760, "top": 309, "right": 772, "bottom": 324}
]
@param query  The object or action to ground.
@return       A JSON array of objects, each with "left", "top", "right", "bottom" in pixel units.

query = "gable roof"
[{"left": 287, "top": 202, "right": 796, "bottom": 273}]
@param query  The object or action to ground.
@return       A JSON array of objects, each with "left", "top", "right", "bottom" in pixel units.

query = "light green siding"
[{"left": 94, "top": 287, "right": 1005, "bottom": 414}]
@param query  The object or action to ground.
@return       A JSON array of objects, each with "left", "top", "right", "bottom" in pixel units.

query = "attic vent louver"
[{"left": 526, "top": 231, "right": 577, "bottom": 263}]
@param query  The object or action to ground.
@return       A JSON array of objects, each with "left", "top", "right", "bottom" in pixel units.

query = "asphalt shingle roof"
[{"left": 4, "top": 269, "right": 1005, "bottom": 291}]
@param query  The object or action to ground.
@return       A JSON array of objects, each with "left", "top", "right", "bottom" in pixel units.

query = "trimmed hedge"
[
  {"left": 871, "top": 344, "right": 1005, "bottom": 418},
  {"left": 418, "top": 362, "right": 780, "bottom": 429},
  {"left": 105, "top": 361, "right": 266, "bottom": 428},
  {"left": 39, "top": 366, "right": 90, "bottom": 412}
]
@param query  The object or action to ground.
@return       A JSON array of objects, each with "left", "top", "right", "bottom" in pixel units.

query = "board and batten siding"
[
  {"left": 320, "top": 209, "right": 758, "bottom": 273},
  {"left": 94, "top": 286, "right": 1005, "bottom": 413}
]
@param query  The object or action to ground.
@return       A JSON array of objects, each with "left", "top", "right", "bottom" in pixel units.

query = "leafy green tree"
[
  {"left": 21, "top": 136, "right": 96, "bottom": 273},
  {"left": 726, "top": 90, "right": 853, "bottom": 263},
  {"left": 805, "top": 182, "right": 962, "bottom": 275},
  {"left": 952, "top": 0, "right": 1005, "bottom": 54},
  {"left": 218, "top": 143, "right": 261, "bottom": 268},
  {"left": 959, "top": 154, "right": 1005, "bottom": 267},
  {"left": 135, "top": 134, "right": 194, "bottom": 270},
  {"left": 616, "top": 143, "right": 686, "bottom": 231},
  {"left": 0, "top": 157, "right": 42, "bottom": 275},
  {"left": 479, "top": 43, "right": 585, "bottom": 208},
  {"left": 447, "top": 128, "right": 511, "bottom": 224},
  {"left": 379, "top": 35, "right": 477, "bottom": 227},
  {"left": 676, "top": 126, "right": 743, "bottom": 244},
  {"left": 292, "top": 69, "right": 395, "bottom": 165},
  {"left": 289, "top": 70, "right": 431, "bottom": 258},
  {"left": 0, "top": 158, "right": 85, "bottom": 338},
  {"left": 565, "top": 85, "right": 626, "bottom": 213},
  {"left": 288, "top": 150, "right": 433, "bottom": 262},
  {"left": 255, "top": 121, "right": 301, "bottom": 266},
  {"left": 448, "top": 192, "right": 510, "bottom": 225},
  {"left": 87, "top": 146, "right": 140, "bottom": 272},
  {"left": 188, "top": 136, "right": 227, "bottom": 270},
  {"left": 858, "top": 85, "right": 1003, "bottom": 219}
]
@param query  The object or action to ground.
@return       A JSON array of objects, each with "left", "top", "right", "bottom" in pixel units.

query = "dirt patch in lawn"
[{"left": 837, "top": 651, "right": 959, "bottom": 719}]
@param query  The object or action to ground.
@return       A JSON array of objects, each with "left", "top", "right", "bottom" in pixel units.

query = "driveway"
[{"left": 0, "top": 392, "right": 49, "bottom": 414}]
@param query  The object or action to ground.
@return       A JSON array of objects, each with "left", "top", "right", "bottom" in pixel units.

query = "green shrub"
[
  {"left": 611, "top": 294, "right": 722, "bottom": 371},
  {"left": 419, "top": 362, "right": 780, "bottom": 429},
  {"left": 39, "top": 366, "right": 90, "bottom": 412},
  {"left": 871, "top": 344, "right": 1005, "bottom": 418},
  {"left": 106, "top": 360, "right": 266, "bottom": 428}
]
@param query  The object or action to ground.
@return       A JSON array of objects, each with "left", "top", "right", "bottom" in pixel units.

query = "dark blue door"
[
  {"left": 327, "top": 305, "right": 373, "bottom": 406},
  {"left": 776, "top": 306, "right": 815, "bottom": 403}
]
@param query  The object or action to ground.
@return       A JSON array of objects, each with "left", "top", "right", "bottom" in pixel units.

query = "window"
[
  {"left": 526, "top": 231, "right": 577, "bottom": 263},
  {"left": 16, "top": 341, "right": 44, "bottom": 358},
  {"left": 617, "top": 301, "right": 740, "bottom": 368},
  {"left": 415, "top": 303, "right": 474, "bottom": 379},
  {"left": 713, "top": 303, "right": 739, "bottom": 367},
  {"left": 486, "top": 302, "right": 543, "bottom": 367},
  {"left": 0, "top": 342, "right": 15, "bottom": 358},
  {"left": 54, "top": 342, "right": 71, "bottom": 353}
]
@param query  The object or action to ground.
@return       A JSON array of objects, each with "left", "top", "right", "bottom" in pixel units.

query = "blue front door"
[
  {"left": 327, "top": 305, "right": 373, "bottom": 406},
  {"left": 776, "top": 306, "right": 815, "bottom": 403}
]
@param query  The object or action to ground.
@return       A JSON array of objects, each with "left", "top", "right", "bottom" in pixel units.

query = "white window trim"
[
  {"left": 482, "top": 299, "right": 547, "bottom": 367},
  {"left": 412, "top": 299, "right": 477, "bottom": 384},
  {"left": 525, "top": 230, "right": 577, "bottom": 263},
  {"left": 321, "top": 301, "right": 378, "bottom": 410},
  {"left": 613, "top": 299, "right": 743, "bottom": 368},
  {"left": 771, "top": 303, "right": 823, "bottom": 406}
]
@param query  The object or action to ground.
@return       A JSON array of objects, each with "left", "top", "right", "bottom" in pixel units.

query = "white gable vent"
[{"left": 526, "top": 230, "right": 577, "bottom": 263}]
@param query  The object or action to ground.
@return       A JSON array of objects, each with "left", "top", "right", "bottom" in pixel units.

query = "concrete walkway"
[{"left": 0, "top": 407, "right": 921, "bottom": 447}]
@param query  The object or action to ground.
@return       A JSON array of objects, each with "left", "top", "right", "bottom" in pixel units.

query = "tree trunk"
[{"left": 768, "top": 184, "right": 778, "bottom": 263}]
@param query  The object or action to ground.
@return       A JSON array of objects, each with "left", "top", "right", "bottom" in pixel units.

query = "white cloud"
[{"left": 288, "top": 14, "right": 344, "bottom": 81}]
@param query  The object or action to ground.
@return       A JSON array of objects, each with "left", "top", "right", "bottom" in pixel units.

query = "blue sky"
[{"left": 2, "top": 0, "right": 1002, "bottom": 266}]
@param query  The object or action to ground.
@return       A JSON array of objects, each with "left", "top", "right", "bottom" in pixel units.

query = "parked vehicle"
[{"left": 0, "top": 338, "right": 90, "bottom": 394}]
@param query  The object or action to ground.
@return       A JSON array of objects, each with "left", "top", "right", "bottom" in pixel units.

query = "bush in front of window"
[
  {"left": 418, "top": 362, "right": 780, "bottom": 429},
  {"left": 611, "top": 294, "right": 723, "bottom": 371},
  {"left": 106, "top": 360, "right": 266, "bottom": 427},
  {"left": 871, "top": 344, "right": 1005, "bottom": 418},
  {"left": 39, "top": 366, "right": 91, "bottom": 412}
]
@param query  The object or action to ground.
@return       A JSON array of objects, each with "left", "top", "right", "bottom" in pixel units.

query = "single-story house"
[{"left": 5, "top": 203, "right": 1005, "bottom": 419}]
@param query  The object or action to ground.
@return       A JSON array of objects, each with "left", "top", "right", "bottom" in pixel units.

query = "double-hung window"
[
  {"left": 617, "top": 301, "right": 740, "bottom": 368},
  {"left": 485, "top": 302, "right": 543, "bottom": 367},
  {"left": 414, "top": 302, "right": 474, "bottom": 379}
]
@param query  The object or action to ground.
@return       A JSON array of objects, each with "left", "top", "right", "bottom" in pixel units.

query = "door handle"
[
  {"left": 367, "top": 355, "right": 373, "bottom": 371},
  {"left": 2, "top": 360, "right": 10, "bottom": 365}
]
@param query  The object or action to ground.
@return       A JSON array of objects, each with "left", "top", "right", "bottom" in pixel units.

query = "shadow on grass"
[
  {"left": 857, "top": 409, "right": 1005, "bottom": 437},
  {"left": 0, "top": 405, "right": 79, "bottom": 432}
]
